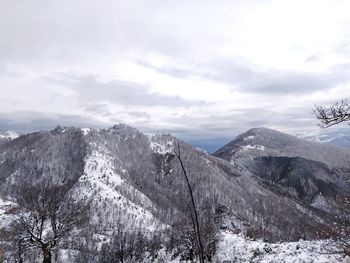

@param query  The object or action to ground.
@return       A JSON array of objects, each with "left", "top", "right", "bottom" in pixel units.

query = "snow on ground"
[
  {"left": 81, "top": 142, "right": 123, "bottom": 187},
  {"left": 149, "top": 135, "right": 174, "bottom": 155},
  {"left": 0, "top": 197, "right": 17, "bottom": 228},
  {"left": 240, "top": 144, "right": 265, "bottom": 152},
  {"left": 216, "top": 230, "right": 346, "bottom": 263},
  {"left": 243, "top": 135, "right": 255, "bottom": 141},
  {"left": 81, "top": 128, "right": 91, "bottom": 136},
  {"left": 196, "top": 147, "right": 208, "bottom": 154},
  {"left": 77, "top": 141, "right": 164, "bottom": 233},
  {"left": 2, "top": 193, "right": 348, "bottom": 263},
  {"left": 0, "top": 131, "right": 20, "bottom": 140}
]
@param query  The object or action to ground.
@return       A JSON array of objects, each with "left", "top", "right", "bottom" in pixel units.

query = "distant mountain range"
[
  {"left": 185, "top": 127, "right": 350, "bottom": 154},
  {"left": 299, "top": 127, "right": 350, "bottom": 149},
  {"left": 0, "top": 125, "right": 349, "bottom": 261}
]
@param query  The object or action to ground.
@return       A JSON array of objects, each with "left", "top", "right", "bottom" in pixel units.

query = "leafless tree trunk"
[
  {"left": 42, "top": 244, "right": 51, "bottom": 263},
  {"left": 8, "top": 181, "right": 88, "bottom": 263},
  {"left": 174, "top": 143, "right": 205, "bottom": 263}
]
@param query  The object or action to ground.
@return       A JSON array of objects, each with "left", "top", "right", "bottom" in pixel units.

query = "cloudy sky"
[{"left": 1, "top": 0, "right": 350, "bottom": 148}]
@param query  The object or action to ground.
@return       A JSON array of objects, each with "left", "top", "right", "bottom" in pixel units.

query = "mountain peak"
[
  {"left": 214, "top": 127, "right": 350, "bottom": 170},
  {"left": 240, "top": 127, "right": 292, "bottom": 139},
  {"left": 246, "top": 127, "right": 272, "bottom": 133}
]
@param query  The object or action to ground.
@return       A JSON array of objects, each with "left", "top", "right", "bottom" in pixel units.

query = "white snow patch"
[
  {"left": 77, "top": 142, "right": 164, "bottom": 233},
  {"left": 196, "top": 147, "right": 208, "bottom": 154},
  {"left": 215, "top": 231, "right": 345, "bottom": 263},
  {"left": 81, "top": 128, "right": 91, "bottom": 136},
  {"left": 241, "top": 144, "right": 265, "bottom": 151},
  {"left": 0, "top": 197, "right": 18, "bottom": 228},
  {"left": 80, "top": 145, "right": 123, "bottom": 187},
  {"left": 311, "top": 195, "right": 330, "bottom": 211},
  {"left": 0, "top": 131, "right": 20, "bottom": 140},
  {"left": 150, "top": 140, "right": 174, "bottom": 154},
  {"left": 244, "top": 135, "right": 255, "bottom": 141}
]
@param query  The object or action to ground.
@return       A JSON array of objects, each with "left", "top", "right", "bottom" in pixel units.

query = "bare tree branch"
[
  {"left": 8, "top": 181, "right": 89, "bottom": 263},
  {"left": 313, "top": 99, "right": 350, "bottom": 128}
]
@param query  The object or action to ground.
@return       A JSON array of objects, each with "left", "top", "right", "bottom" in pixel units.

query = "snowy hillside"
[
  {"left": 76, "top": 137, "right": 164, "bottom": 233},
  {"left": 0, "top": 125, "right": 349, "bottom": 262},
  {"left": 214, "top": 127, "right": 350, "bottom": 169},
  {"left": 213, "top": 127, "right": 350, "bottom": 237}
]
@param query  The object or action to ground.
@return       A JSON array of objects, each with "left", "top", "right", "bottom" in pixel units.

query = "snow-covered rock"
[
  {"left": 0, "top": 131, "right": 20, "bottom": 140},
  {"left": 149, "top": 134, "right": 174, "bottom": 155}
]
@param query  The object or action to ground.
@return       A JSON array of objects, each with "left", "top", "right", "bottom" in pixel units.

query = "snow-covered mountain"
[
  {"left": 0, "top": 125, "right": 349, "bottom": 262},
  {"left": 0, "top": 130, "right": 20, "bottom": 141},
  {"left": 213, "top": 127, "right": 350, "bottom": 169},
  {"left": 213, "top": 127, "right": 350, "bottom": 237}
]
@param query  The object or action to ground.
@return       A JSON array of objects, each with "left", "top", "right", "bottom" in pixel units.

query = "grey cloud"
[
  {"left": 304, "top": 54, "right": 321, "bottom": 63},
  {"left": 0, "top": 1, "right": 188, "bottom": 65},
  {"left": 0, "top": 0, "right": 348, "bottom": 143},
  {"left": 206, "top": 59, "right": 350, "bottom": 95},
  {"left": 84, "top": 103, "right": 151, "bottom": 121},
  {"left": 127, "top": 111, "right": 151, "bottom": 119},
  {"left": 136, "top": 60, "right": 198, "bottom": 79},
  {"left": 84, "top": 103, "right": 113, "bottom": 117},
  {"left": 138, "top": 58, "right": 350, "bottom": 95},
  {"left": 47, "top": 73, "right": 207, "bottom": 108},
  {"left": 0, "top": 111, "right": 106, "bottom": 132},
  {"left": 253, "top": 72, "right": 332, "bottom": 94},
  {"left": 151, "top": 106, "right": 318, "bottom": 140}
]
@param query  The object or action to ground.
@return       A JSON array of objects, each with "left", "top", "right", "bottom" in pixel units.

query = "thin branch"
[{"left": 313, "top": 99, "right": 350, "bottom": 128}]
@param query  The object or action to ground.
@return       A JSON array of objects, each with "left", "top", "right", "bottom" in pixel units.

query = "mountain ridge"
[
  {"left": 213, "top": 126, "right": 350, "bottom": 171},
  {"left": 0, "top": 125, "right": 349, "bottom": 254}
]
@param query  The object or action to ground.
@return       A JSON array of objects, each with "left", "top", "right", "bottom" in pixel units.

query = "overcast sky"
[{"left": 1, "top": 0, "right": 350, "bottom": 144}]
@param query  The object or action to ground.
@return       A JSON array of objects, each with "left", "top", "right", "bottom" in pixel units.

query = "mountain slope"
[
  {"left": 0, "top": 125, "right": 348, "bottom": 247},
  {"left": 213, "top": 127, "right": 350, "bottom": 227},
  {"left": 214, "top": 127, "right": 350, "bottom": 171}
]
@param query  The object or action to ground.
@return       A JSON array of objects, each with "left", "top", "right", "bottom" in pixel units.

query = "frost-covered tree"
[
  {"left": 98, "top": 224, "right": 162, "bottom": 263},
  {"left": 9, "top": 181, "right": 88, "bottom": 263},
  {"left": 166, "top": 217, "right": 217, "bottom": 262}
]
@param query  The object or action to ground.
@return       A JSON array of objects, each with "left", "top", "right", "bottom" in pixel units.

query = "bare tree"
[
  {"left": 167, "top": 218, "right": 197, "bottom": 261},
  {"left": 313, "top": 99, "right": 350, "bottom": 128},
  {"left": 98, "top": 224, "right": 158, "bottom": 263},
  {"left": 174, "top": 143, "right": 205, "bottom": 263},
  {"left": 166, "top": 217, "right": 217, "bottom": 262},
  {"left": 9, "top": 181, "right": 88, "bottom": 263}
]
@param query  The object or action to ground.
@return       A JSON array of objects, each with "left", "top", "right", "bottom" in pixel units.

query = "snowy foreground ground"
[
  {"left": 1, "top": 198, "right": 349, "bottom": 263},
  {"left": 214, "top": 231, "right": 348, "bottom": 263},
  {"left": 65, "top": 230, "right": 348, "bottom": 263}
]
